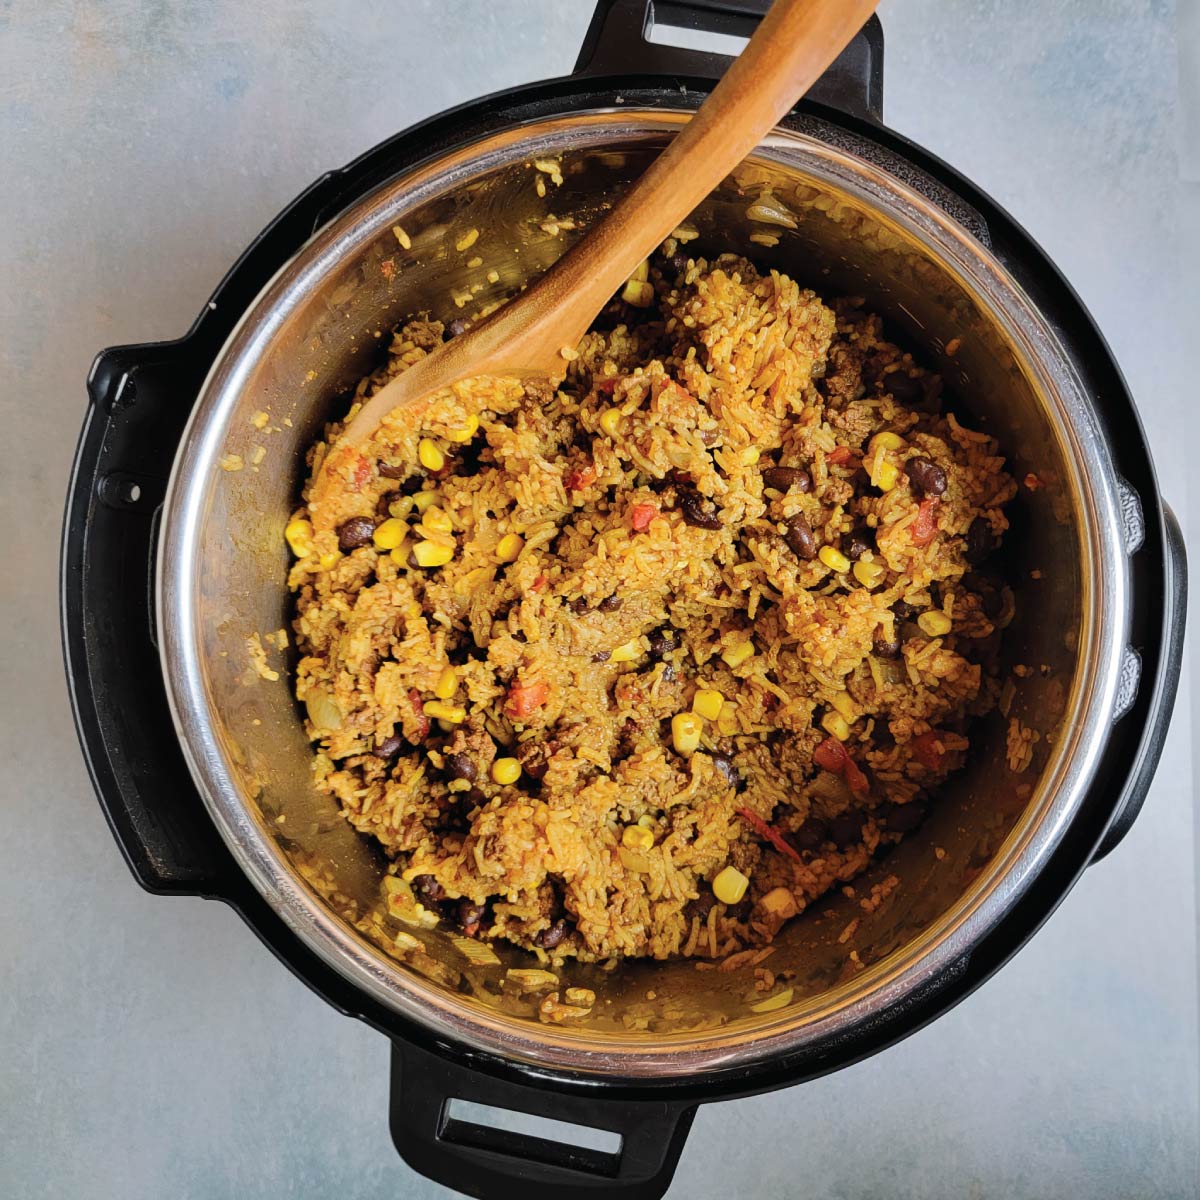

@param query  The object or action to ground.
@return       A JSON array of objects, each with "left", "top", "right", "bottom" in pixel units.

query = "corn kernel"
[
  {"left": 491, "top": 757, "right": 522, "bottom": 785},
  {"left": 389, "top": 544, "right": 410, "bottom": 567},
  {"left": 875, "top": 459, "right": 901, "bottom": 492},
  {"left": 599, "top": 408, "right": 622, "bottom": 438},
  {"left": 412, "top": 540, "right": 454, "bottom": 568},
  {"left": 284, "top": 518, "right": 314, "bottom": 558},
  {"left": 830, "top": 691, "right": 857, "bottom": 721},
  {"left": 446, "top": 413, "right": 479, "bottom": 443},
  {"left": 455, "top": 227, "right": 480, "bottom": 251},
  {"left": 317, "top": 551, "right": 340, "bottom": 571},
  {"left": 869, "top": 431, "right": 906, "bottom": 452},
  {"left": 821, "top": 711, "right": 852, "bottom": 740},
  {"left": 434, "top": 666, "right": 458, "bottom": 699},
  {"left": 610, "top": 639, "right": 641, "bottom": 663},
  {"left": 918, "top": 610, "right": 953, "bottom": 637},
  {"left": 423, "top": 700, "right": 465, "bottom": 724},
  {"left": 692, "top": 688, "right": 725, "bottom": 721},
  {"left": 420, "top": 506, "right": 454, "bottom": 534},
  {"left": 742, "top": 446, "right": 761, "bottom": 466},
  {"left": 671, "top": 712, "right": 703, "bottom": 756},
  {"left": 621, "top": 279, "right": 654, "bottom": 307},
  {"left": 418, "top": 438, "right": 445, "bottom": 472},
  {"left": 818, "top": 545, "right": 851, "bottom": 573},
  {"left": 630, "top": 259, "right": 650, "bottom": 283},
  {"left": 496, "top": 533, "right": 524, "bottom": 562},
  {"left": 372, "top": 517, "right": 407, "bottom": 550},
  {"left": 622, "top": 825, "right": 655, "bottom": 851},
  {"left": 853, "top": 558, "right": 886, "bottom": 589},
  {"left": 712, "top": 865, "right": 749, "bottom": 906},
  {"left": 720, "top": 640, "right": 755, "bottom": 669},
  {"left": 413, "top": 490, "right": 440, "bottom": 513}
]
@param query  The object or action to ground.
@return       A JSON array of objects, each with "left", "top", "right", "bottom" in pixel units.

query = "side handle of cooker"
[
  {"left": 62, "top": 338, "right": 240, "bottom": 897},
  {"left": 574, "top": 0, "right": 884, "bottom": 123},
  {"left": 1091, "top": 502, "right": 1187, "bottom": 861},
  {"left": 390, "top": 1039, "right": 697, "bottom": 1200}
]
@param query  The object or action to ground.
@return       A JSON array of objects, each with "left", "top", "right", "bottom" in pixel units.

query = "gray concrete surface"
[{"left": 1, "top": 2, "right": 1196, "bottom": 1197}]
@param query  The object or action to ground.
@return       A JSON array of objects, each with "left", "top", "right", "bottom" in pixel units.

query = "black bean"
[
  {"left": 591, "top": 649, "right": 611, "bottom": 663},
  {"left": 457, "top": 899, "right": 486, "bottom": 934},
  {"left": 761, "top": 465, "right": 813, "bottom": 493},
  {"left": 517, "top": 738, "right": 554, "bottom": 782},
  {"left": 965, "top": 516, "right": 993, "bottom": 565},
  {"left": 598, "top": 593, "right": 623, "bottom": 612},
  {"left": 661, "top": 662, "right": 677, "bottom": 683},
  {"left": 676, "top": 487, "right": 723, "bottom": 530},
  {"left": 647, "top": 628, "right": 678, "bottom": 659},
  {"left": 378, "top": 463, "right": 408, "bottom": 480},
  {"left": 879, "top": 800, "right": 928, "bottom": 834},
  {"left": 784, "top": 514, "right": 817, "bottom": 560},
  {"left": 444, "top": 753, "right": 477, "bottom": 784},
  {"left": 684, "top": 890, "right": 717, "bottom": 922},
  {"left": 708, "top": 753, "right": 740, "bottom": 789},
  {"left": 411, "top": 874, "right": 445, "bottom": 905},
  {"left": 891, "top": 599, "right": 917, "bottom": 622},
  {"left": 727, "top": 897, "right": 754, "bottom": 922},
  {"left": 535, "top": 918, "right": 568, "bottom": 949},
  {"left": 337, "top": 517, "right": 376, "bottom": 551},
  {"left": 907, "top": 456, "right": 947, "bottom": 498},
  {"left": 872, "top": 629, "right": 902, "bottom": 659},
  {"left": 829, "top": 812, "right": 864, "bottom": 848},
  {"left": 843, "top": 525, "right": 875, "bottom": 561},
  {"left": 569, "top": 595, "right": 590, "bottom": 614},
  {"left": 883, "top": 371, "right": 922, "bottom": 403},
  {"left": 445, "top": 318, "right": 471, "bottom": 339},
  {"left": 374, "top": 733, "right": 403, "bottom": 760},
  {"left": 666, "top": 468, "right": 694, "bottom": 486},
  {"left": 788, "top": 818, "right": 829, "bottom": 852}
]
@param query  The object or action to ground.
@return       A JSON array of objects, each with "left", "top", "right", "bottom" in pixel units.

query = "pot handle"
[
  {"left": 574, "top": 0, "right": 883, "bottom": 123},
  {"left": 390, "top": 1038, "right": 697, "bottom": 1200},
  {"left": 1090, "top": 502, "right": 1187, "bottom": 861}
]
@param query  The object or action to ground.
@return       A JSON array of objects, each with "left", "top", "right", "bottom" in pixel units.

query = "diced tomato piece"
[
  {"left": 843, "top": 757, "right": 870, "bottom": 798},
  {"left": 408, "top": 688, "right": 430, "bottom": 742},
  {"left": 629, "top": 502, "right": 657, "bottom": 532},
  {"left": 529, "top": 574, "right": 548, "bottom": 592},
  {"left": 506, "top": 679, "right": 550, "bottom": 720},
  {"left": 565, "top": 464, "right": 597, "bottom": 491},
  {"left": 813, "top": 736, "right": 849, "bottom": 773},
  {"left": 813, "top": 736, "right": 870, "bottom": 797},
  {"left": 736, "top": 807, "right": 804, "bottom": 867},
  {"left": 912, "top": 730, "right": 946, "bottom": 771},
  {"left": 595, "top": 377, "right": 618, "bottom": 395},
  {"left": 910, "top": 498, "right": 940, "bottom": 547},
  {"left": 827, "top": 446, "right": 857, "bottom": 467}
]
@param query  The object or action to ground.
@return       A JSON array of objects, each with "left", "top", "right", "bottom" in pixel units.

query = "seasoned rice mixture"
[{"left": 287, "top": 254, "right": 1015, "bottom": 963}]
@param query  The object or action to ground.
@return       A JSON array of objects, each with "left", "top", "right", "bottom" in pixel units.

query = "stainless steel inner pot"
[{"left": 158, "top": 109, "right": 1131, "bottom": 1079}]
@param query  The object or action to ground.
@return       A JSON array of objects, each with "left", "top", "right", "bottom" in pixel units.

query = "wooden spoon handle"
[{"left": 493, "top": 0, "right": 881, "bottom": 371}]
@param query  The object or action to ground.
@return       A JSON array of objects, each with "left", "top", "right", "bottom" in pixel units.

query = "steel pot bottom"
[{"left": 158, "top": 112, "right": 1132, "bottom": 1081}]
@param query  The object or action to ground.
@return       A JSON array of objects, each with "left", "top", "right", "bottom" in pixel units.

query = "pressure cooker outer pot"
[{"left": 61, "top": 6, "right": 1185, "bottom": 1200}]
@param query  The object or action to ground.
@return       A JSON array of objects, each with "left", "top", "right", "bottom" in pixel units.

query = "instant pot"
[{"left": 62, "top": 3, "right": 1186, "bottom": 1197}]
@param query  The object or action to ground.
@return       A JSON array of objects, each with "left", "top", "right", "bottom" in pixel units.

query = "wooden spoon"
[{"left": 311, "top": 0, "right": 879, "bottom": 527}]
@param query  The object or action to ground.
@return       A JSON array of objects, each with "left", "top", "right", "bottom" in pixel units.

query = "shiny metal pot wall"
[{"left": 158, "top": 109, "right": 1136, "bottom": 1079}]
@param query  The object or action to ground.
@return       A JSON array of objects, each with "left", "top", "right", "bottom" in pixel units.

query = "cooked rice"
[{"left": 288, "top": 253, "right": 1016, "bottom": 963}]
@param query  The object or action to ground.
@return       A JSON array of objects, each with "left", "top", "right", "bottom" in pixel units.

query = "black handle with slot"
[
  {"left": 391, "top": 1039, "right": 697, "bottom": 1200},
  {"left": 575, "top": 0, "right": 883, "bottom": 122},
  {"left": 60, "top": 166, "right": 351, "bottom": 896}
]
